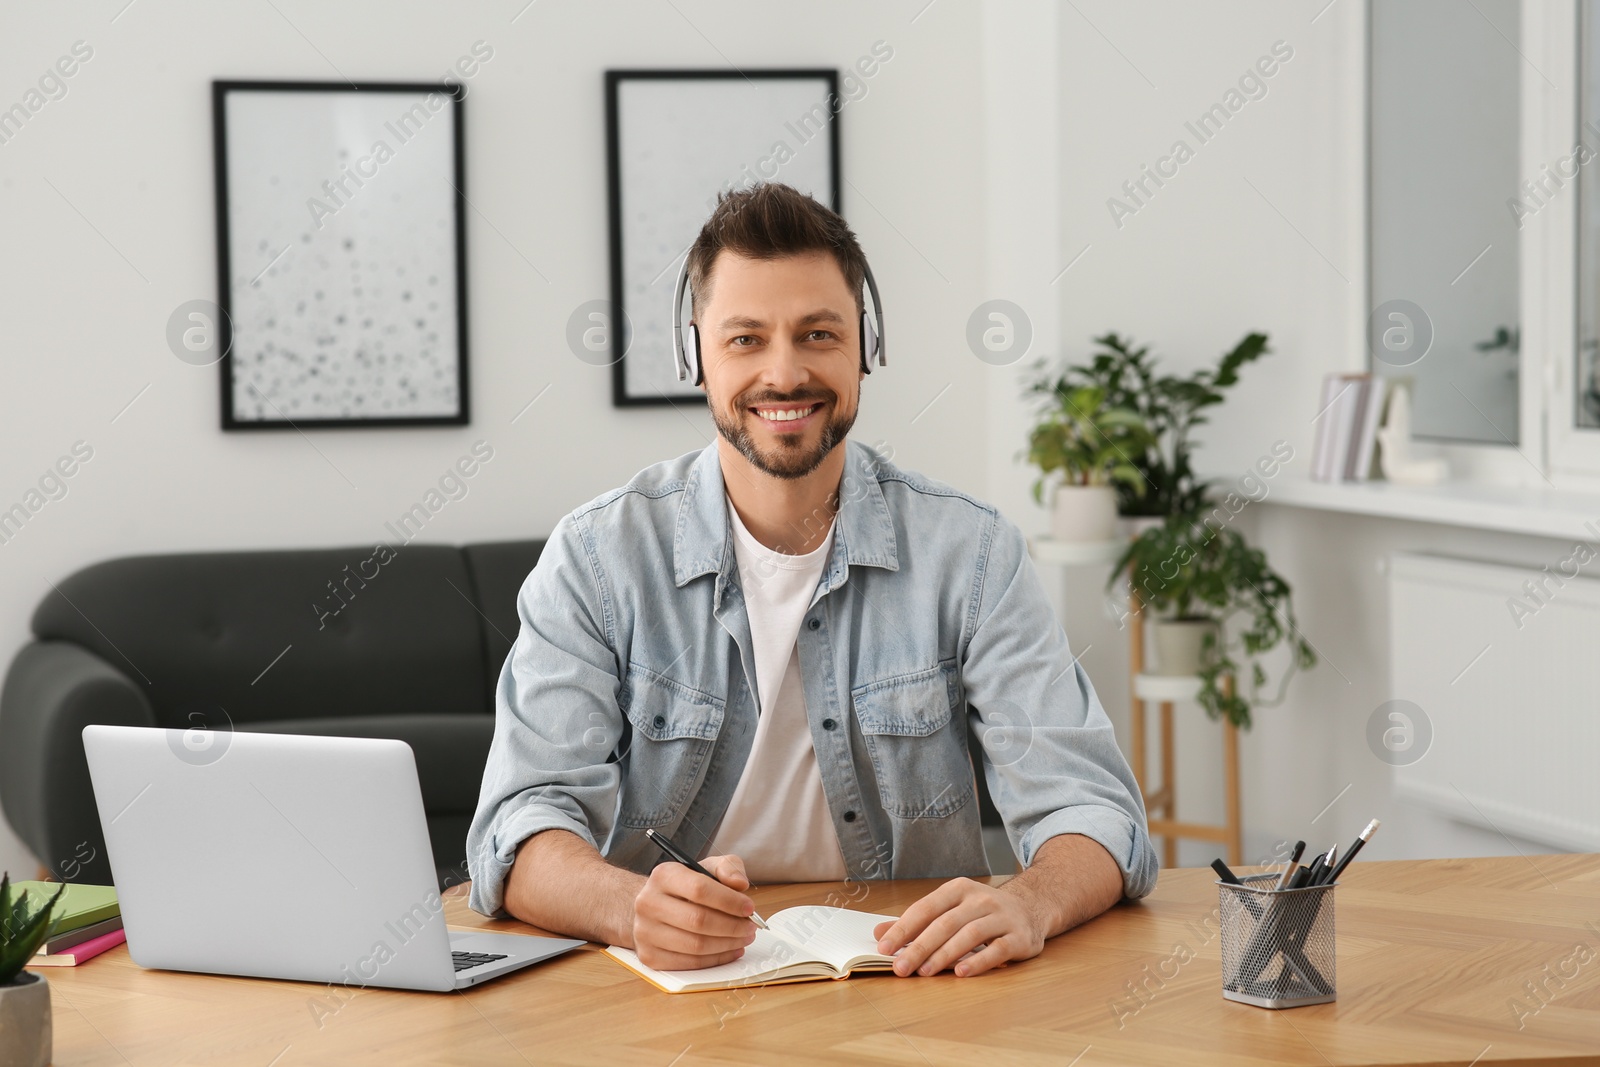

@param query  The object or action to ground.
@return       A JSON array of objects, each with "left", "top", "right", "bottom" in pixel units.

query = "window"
[{"left": 1369, "top": 0, "right": 1522, "bottom": 446}]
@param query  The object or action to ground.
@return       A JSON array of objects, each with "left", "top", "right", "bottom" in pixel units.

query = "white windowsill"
[{"left": 1258, "top": 477, "right": 1600, "bottom": 541}]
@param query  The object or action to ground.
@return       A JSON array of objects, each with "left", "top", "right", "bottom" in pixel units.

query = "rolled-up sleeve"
[
  {"left": 962, "top": 512, "right": 1159, "bottom": 899},
  {"left": 466, "top": 512, "right": 626, "bottom": 917}
]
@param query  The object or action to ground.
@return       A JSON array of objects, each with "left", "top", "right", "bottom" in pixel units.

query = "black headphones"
[{"left": 671, "top": 250, "right": 885, "bottom": 385}]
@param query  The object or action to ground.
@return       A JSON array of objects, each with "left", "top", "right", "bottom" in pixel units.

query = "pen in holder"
[{"left": 1218, "top": 872, "right": 1337, "bottom": 1008}]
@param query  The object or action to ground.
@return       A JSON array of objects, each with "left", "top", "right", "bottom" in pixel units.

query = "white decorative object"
[
  {"left": 1377, "top": 383, "right": 1448, "bottom": 485},
  {"left": 1050, "top": 484, "right": 1119, "bottom": 543}
]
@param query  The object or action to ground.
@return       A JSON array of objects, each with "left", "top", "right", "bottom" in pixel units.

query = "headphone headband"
[{"left": 672, "top": 250, "right": 885, "bottom": 384}]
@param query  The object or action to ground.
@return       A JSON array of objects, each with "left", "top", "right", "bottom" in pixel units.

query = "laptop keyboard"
[{"left": 452, "top": 951, "right": 510, "bottom": 973}]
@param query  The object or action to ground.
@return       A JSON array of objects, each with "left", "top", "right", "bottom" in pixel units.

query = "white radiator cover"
[{"left": 1387, "top": 552, "right": 1600, "bottom": 852}]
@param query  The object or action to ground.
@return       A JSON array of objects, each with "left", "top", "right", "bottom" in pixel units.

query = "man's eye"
[
  {"left": 731, "top": 335, "right": 758, "bottom": 347},
  {"left": 806, "top": 330, "right": 834, "bottom": 342}
]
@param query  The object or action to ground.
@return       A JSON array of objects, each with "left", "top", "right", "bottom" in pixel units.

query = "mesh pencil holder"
[{"left": 1218, "top": 872, "right": 1337, "bottom": 1008}]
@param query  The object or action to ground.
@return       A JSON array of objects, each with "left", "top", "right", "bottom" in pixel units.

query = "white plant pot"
[
  {"left": 0, "top": 971, "right": 51, "bottom": 1067},
  {"left": 1050, "top": 484, "right": 1120, "bottom": 543},
  {"left": 1152, "top": 618, "right": 1219, "bottom": 677}
]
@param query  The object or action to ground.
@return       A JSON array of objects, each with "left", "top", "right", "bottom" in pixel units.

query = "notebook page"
[
  {"left": 606, "top": 927, "right": 824, "bottom": 992},
  {"left": 768, "top": 907, "right": 897, "bottom": 971}
]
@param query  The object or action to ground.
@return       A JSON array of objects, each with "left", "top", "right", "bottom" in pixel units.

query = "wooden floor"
[{"left": 37, "top": 854, "right": 1600, "bottom": 1065}]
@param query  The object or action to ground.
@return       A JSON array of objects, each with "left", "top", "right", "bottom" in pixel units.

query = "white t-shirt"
[{"left": 703, "top": 495, "right": 847, "bottom": 883}]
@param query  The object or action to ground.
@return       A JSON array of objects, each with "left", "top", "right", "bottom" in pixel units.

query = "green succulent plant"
[
  {"left": 0, "top": 874, "right": 64, "bottom": 985},
  {"left": 1022, "top": 382, "right": 1155, "bottom": 505}
]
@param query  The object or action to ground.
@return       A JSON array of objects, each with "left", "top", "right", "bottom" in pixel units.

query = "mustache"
[{"left": 740, "top": 392, "right": 831, "bottom": 408}]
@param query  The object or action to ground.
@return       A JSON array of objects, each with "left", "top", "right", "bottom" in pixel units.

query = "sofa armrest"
[{"left": 0, "top": 641, "right": 155, "bottom": 883}]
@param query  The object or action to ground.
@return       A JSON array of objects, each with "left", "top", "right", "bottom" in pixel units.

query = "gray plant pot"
[
  {"left": 0, "top": 970, "right": 51, "bottom": 1067},
  {"left": 1152, "top": 618, "right": 1218, "bottom": 677}
]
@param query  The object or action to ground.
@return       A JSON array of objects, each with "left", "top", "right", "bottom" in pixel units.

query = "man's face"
[{"left": 696, "top": 249, "right": 863, "bottom": 480}]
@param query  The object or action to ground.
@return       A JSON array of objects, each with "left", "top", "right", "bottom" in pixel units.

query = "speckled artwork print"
[{"left": 223, "top": 89, "right": 461, "bottom": 422}]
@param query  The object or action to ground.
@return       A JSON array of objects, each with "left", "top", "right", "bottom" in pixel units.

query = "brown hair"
[{"left": 685, "top": 182, "right": 867, "bottom": 320}]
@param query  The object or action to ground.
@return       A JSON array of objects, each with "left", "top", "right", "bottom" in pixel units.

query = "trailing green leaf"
[{"left": 1110, "top": 509, "right": 1316, "bottom": 730}]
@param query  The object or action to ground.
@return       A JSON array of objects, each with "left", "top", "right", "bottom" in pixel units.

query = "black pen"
[
  {"left": 1322, "top": 819, "right": 1380, "bottom": 885},
  {"left": 645, "top": 828, "right": 770, "bottom": 930},
  {"left": 1313, "top": 844, "right": 1338, "bottom": 886},
  {"left": 1211, "top": 858, "right": 1264, "bottom": 920},
  {"left": 1301, "top": 846, "right": 1330, "bottom": 888}
]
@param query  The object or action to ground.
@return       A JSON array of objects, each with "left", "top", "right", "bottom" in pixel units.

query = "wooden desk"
[{"left": 39, "top": 855, "right": 1600, "bottom": 1066}]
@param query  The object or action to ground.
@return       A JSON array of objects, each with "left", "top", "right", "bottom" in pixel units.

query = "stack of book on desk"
[{"left": 18, "top": 881, "right": 124, "bottom": 967}]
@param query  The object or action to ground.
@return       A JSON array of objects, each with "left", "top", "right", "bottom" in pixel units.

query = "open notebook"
[{"left": 605, "top": 905, "right": 899, "bottom": 993}]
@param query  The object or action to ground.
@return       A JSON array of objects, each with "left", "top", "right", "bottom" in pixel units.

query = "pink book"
[{"left": 26, "top": 927, "right": 126, "bottom": 967}]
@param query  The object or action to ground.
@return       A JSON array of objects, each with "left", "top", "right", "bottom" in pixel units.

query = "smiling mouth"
[{"left": 748, "top": 401, "right": 824, "bottom": 429}]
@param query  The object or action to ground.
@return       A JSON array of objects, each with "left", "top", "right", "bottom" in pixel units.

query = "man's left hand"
[{"left": 871, "top": 877, "right": 1046, "bottom": 978}]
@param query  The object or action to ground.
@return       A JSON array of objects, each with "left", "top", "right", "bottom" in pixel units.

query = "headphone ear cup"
[
  {"left": 685, "top": 323, "right": 703, "bottom": 385},
  {"left": 859, "top": 310, "right": 878, "bottom": 375}
]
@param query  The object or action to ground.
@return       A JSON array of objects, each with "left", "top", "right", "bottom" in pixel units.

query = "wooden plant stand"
[{"left": 1127, "top": 588, "right": 1243, "bottom": 867}]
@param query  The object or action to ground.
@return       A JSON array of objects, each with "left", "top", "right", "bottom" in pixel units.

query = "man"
[{"left": 467, "top": 182, "right": 1156, "bottom": 979}]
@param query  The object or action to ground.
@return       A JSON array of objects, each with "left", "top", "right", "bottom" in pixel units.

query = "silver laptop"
[{"left": 82, "top": 724, "right": 584, "bottom": 991}]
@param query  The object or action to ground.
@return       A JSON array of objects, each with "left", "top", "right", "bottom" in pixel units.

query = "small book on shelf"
[
  {"left": 605, "top": 905, "right": 899, "bottom": 993},
  {"left": 1348, "top": 376, "right": 1387, "bottom": 482},
  {"left": 1311, "top": 372, "right": 1392, "bottom": 483}
]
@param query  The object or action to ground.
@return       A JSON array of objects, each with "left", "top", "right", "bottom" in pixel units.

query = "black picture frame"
[
  {"left": 605, "top": 69, "right": 841, "bottom": 407},
  {"left": 212, "top": 80, "right": 470, "bottom": 430}
]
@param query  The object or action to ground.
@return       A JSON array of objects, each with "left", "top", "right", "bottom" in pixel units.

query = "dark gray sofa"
[
  {"left": 0, "top": 538, "right": 543, "bottom": 889},
  {"left": 2, "top": 536, "right": 1008, "bottom": 891}
]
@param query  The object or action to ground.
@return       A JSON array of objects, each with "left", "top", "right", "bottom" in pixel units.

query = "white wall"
[{"left": 0, "top": 0, "right": 990, "bottom": 877}]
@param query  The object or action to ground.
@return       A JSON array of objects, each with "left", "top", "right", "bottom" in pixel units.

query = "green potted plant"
[
  {"left": 0, "top": 874, "right": 64, "bottom": 1067},
  {"left": 1110, "top": 513, "right": 1316, "bottom": 729},
  {"left": 1032, "top": 332, "right": 1271, "bottom": 520},
  {"left": 1021, "top": 382, "right": 1154, "bottom": 543}
]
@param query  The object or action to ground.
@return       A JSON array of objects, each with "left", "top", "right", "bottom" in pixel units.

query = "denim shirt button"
[
  {"left": 806, "top": 617, "right": 821, "bottom": 631},
  {"left": 822, "top": 718, "right": 837, "bottom": 731},
  {"left": 653, "top": 714, "right": 666, "bottom": 728},
  {"left": 843, "top": 810, "right": 857, "bottom": 822}
]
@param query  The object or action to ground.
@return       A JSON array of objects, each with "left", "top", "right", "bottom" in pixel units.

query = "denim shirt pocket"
[
  {"left": 617, "top": 663, "right": 726, "bottom": 828},
  {"left": 851, "top": 662, "right": 973, "bottom": 819}
]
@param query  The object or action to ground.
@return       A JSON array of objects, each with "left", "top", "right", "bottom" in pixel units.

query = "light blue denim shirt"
[{"left": 467, "top": 438, "right": 1158, "bottom": 917}]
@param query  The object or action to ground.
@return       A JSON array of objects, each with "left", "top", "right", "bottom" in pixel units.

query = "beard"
[{"left": 709, "top": 386, "right": 858, "bottom": 480}]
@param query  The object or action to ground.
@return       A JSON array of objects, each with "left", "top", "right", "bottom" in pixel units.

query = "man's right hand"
[{"left": 631, "top": 853, "right": 761, "bottom": 970}]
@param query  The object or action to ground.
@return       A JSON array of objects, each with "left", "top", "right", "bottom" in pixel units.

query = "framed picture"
[
  {"left": 212, "top": 80, "right": 469, "bottom": 429},
  {"left": 605, "top": 69, "right": 840, "bottom": 407}
]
